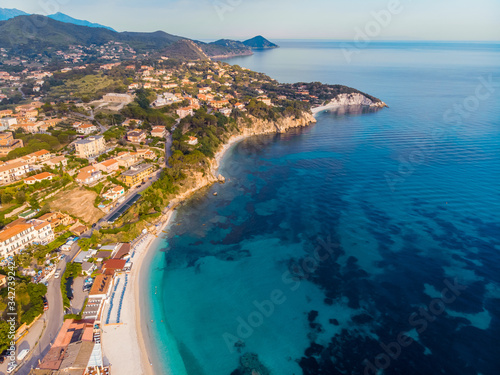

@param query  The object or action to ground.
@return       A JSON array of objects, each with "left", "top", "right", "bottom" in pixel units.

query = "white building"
[{"left": 0, "top": 219, "right": 54, "bottom": 259}]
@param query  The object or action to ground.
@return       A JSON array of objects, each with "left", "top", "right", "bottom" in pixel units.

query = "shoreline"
[{"left": 132, "top": 114, "right": 317, "bottom": 374}]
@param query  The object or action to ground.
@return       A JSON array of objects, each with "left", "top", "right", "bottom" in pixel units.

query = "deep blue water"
[{"left": 147, "top": 41, "right": 500, "bottom": 375}]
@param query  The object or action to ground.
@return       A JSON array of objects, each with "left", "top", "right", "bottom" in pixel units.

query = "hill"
[
  {"left": 47, "top": 12, "right": 115, "bottom": 31},
  {"left": 0, "top": 8, "right": 28, "bottom": 21},
  {"left": 0, "top": 15, "right": 276, "bottom": 60},
  {"left": 0, "top": 15, "right": 183, "bottom": 53},
  {"left": 242, "top": 35, "right": 278, "bottom": 49}
]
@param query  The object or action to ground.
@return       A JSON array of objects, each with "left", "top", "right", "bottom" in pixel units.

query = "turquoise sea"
[{"left": 146, "top": 41, "right": 500, "bottom": 375}]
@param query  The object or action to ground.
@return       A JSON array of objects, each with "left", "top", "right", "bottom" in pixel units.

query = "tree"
[{"left": 15, "top": 191, "right": 26, "bottom": 204}]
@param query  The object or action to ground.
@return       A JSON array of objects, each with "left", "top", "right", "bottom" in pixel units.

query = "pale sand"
[{"left": 101, "top": 210, "right": 174, "bottom": 375}]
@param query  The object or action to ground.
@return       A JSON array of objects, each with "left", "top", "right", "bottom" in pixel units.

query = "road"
[
  {"left": 88, "top": 169, "right": 163, "bottom": 235},
  {"left": 13, "top": 242, "right": 81, "bottom": 375}
]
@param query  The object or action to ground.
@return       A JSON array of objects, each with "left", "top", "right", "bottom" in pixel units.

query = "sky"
[{"left": 2, "top": 0, "right": 500, "bottom": 41}]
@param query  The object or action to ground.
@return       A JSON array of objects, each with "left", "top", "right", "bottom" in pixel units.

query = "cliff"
[
  {"left": 237, "top": 112, "right": 317, "bottom": 136},
  {"left": 327, "top": 93, "right": 387, "bottom": 108}
]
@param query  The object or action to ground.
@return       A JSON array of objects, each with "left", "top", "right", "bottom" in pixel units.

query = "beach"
[
  {"left": 123, "top": 115, "right": 318, "bottom": 374},
  {"left": 126, "top": 134, "right": 249, "bottom": 374}
]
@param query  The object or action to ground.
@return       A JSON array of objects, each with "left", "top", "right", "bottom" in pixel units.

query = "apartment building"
[
  {"left": 74, "top": 136, "right": 106, "bottom": 159},
  {"left": 0, "top": 161, "right": 30, "bottom": 185},
  {"left": 120, "top": 163, "right": 155, "bottom": 187},
  {"left": 0, "top": 219, "right": 54, "bottom": 259},
  {"left": 0, "top": 132, "right": 24, "bottom": 157}
]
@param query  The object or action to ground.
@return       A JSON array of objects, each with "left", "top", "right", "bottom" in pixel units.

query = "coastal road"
[
  {"left": 14, "top": 242, "right": 81, "bottom": 375},
  {"left": 88, "top": 169, "right": 163, "bottom": 234}
]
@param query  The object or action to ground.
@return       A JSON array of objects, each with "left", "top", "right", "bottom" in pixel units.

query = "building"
[
  {"left": 209, "top": 100, "right": 229, "bottom": 109},
  {"left": 95, "top": 159, "right": 119, "bottom": 173},
  {"left": 120, "top": 163, "right": 155, "bottom": 187},
  {"left": 0, "top": 161, "right": 29, "bottom": 185},
  {"left": 45, "top": 155, "right": 68, "bottom": 169},
  {"left": 74, "top": 135, "right": 106, "bottom": 159},
  {"left": 134, "top": 149, "right": 156, "bottom": 160},
  {"left": 102, "top": 185, "right": 125, "bottom": 201},
  {"left": 77, "top": 123, "right": 98, "bottom": 135},
  {"left": 75, "top": 166, "right": 102, "bottom": 185},
  {"left": 187, "top": 136, "right": 198, "bottom": 146},
  {"left": 151, "top": 126, "right": 167, "bottom": 138},
  {"left": 0, "top": 132, "right": 23, "bottom": 156},
  {"left": 38, "top": 212, "right": 74, "bottom": 229},
  {"left": 102, "top": 93, "right": 134, "bottom": 104},
  {"left": 0, "top": 219, "right": 54, "bottom": 259},
  {"left": 23, "top": 172, "right": 55, "bottom": 184},
  {"left": 30, "top": 149, "right": 52, "bottom": 163},
  {"left": 257, "top": 97, "right": 272, "bottom": 106},
  {"left": 126, "top": 129, "right": 147, "bottom": 143},
  {"left": 176, "top": 107, "right": 194, "bottom": 119},
  {"left": 219, "top": 108, "right": 232, "bottom": 116},
  {"left": 0, "top": 117, "right": 17, "bottom": 130}
]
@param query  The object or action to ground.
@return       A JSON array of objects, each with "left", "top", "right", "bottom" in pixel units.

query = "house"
[
  {"left": 120, "top": 163, "right": 155, "bottom": 187},
  {"left": 45, "top": 156, "right": 68, "bottom": 168},
  {"left": 0, "top": 218, "right": 54, "bottom": 258},
  {"left": 219, "top": 108, "right": 232, "bottom": 116},
  {"left": 151, "top": 126, "right": 167, "bottom": 138},
  {"left": 122, "top": 119, "right": 143, "bottom": 127},
  {"left": 29, "top": 149, "right": 52, "bottom": 163},
  {"left": 39, "top": 212, "right": 74, "bottom": 229},
  {"left": 209, "top": 100, "right": 229, "bottom": 109},
  {"left": 234, "top": 102, "right": 245, "bottom": 110},
  {"left": 187, "top": 136, "right": 198, "bottom": 146},
  {"left": 74, "top": 135, "right": 106, "bottom": 159},
  {"left": 95, "top": 159, "right": 119, "bottom": 173},
  {"left": 176, "top": 107, "right": 194, "bottom": 119},
  {"left": 126, "top": 129, "right": 147, "bottom": 143},
  {"left": 75, "top": 166, "right": 102, "bottom": 185},
  {"left": 257, "top": 97, "right": 272, "bottom": 106},
  {"left": 0, "top": 275, "right": 6, "bottom": 288},
  {"left": 0, "top": 161, "right": 29, "bottom": 185},
  {"left": 114, "top": 152, "right": 139, "bottom": 168},
  {"left": 134, "top": 149, "right": 157, "bottom": 160},
  {"left": 24, "top": 172, "right": 55, "bottom": 185},
  {"left": 0, "top": 132, "right": 24, "bottom": 157},
  {"left": 77, "top": 123, "right": 97, "bottom": 135},
  {"left": 102, "top": 185, "right": 125, "bottom": 201}
]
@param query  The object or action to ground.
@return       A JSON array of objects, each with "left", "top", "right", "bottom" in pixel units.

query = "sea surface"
[{"left": 146, "top": 41, "right": 500, "bottom": 375}]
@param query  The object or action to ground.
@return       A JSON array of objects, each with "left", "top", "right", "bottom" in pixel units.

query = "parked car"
[
  {"left": 17, "top": 349, "right": 29, "bottom": 361},
  {"left": 54, "top": 271, "right": 61, "bottom": 279}
]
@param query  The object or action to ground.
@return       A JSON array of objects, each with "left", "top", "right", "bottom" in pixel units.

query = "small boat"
[{"left": 213, "top": 192, "right": 218, "bottom": 196}]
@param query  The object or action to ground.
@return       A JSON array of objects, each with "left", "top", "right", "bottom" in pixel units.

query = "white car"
[
  {"left": 54, "top": 272, "right": 61, "bottom": 279},
  {"left": 17, "top": 348, "right": 29, "bottom": 361}
]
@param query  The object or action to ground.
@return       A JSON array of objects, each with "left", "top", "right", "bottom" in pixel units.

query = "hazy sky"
[{"left": 3, "top": 0, "right": 500, "bottom": 41}]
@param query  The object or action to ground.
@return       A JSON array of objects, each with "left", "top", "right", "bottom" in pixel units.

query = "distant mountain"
[
  {"left": 0, "top": 8, "right": 29, "bottom": 21},
  {"left": 0, "top": 15, "right": 183, "bottom": 53},
  {"left": 47, "top": 12, "right": 115, "bottom": 31},
  {"left": 0, "top": 15, "right": 274, "bottom": 60},
  {"left": 211, "top": 39, "right": 248, "bottom": 49},
  {"left": 242, "top": 35, "right": 278, "bottom": 49}
]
